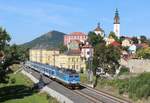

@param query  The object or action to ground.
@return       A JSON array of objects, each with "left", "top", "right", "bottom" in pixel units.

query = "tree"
[
  {"left": 0, "top": 28, "right": 11, "bottom": 50},
  {"left": 108, "top": 31, "right": 120, "bottom": 42},
  {"left": 59, "top": 44, "right": 68, "bottom": 53},
  {"left": 132, "top": 37, "right": 139, "bottom": 44},
  {"left": 0, "top": 27, "right": 11, "bottom": 83},
  {"left": 93, "top": 44, "right": 121, "bottom": 75},
  {"left": 0, "top": 27, "right": 26, "bottom": 83},
  {"left": 147, "top": 39, "right": 150, "bottom": 46},
  {"left": 140, "top": 35, "right": 147, "bottom": 43},
  {"left": 88, "top": 31, "right": 105, "bottom": 47},
  {"left": 136, "top": 47, "right": 150, "bottom": 59},
  {"left": 119, "top": 36, "right": 125, "bottom": 43}
]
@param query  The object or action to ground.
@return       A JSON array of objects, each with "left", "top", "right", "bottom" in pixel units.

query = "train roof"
[
  {"left": 27, "top": 61, "right": 78, "bottom": 75},
  {"left": 62, "top": 68, "right": 78, "bottom": 75}
]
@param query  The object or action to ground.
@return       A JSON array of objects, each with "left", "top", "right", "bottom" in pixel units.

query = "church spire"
[
  {"left": 114, "top": 8, "right": 120, "bottom": 24},
  {"left": 113, "top": 8, "right": 120, "bottom": 37}
]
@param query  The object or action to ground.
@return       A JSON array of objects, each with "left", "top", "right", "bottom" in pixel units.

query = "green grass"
[
  {"left": 0, "top": 64, "right": 32, "bottom": 88},
  {"left": 0, "top": 64, "right": 58, "bottom": 103},
  {"left": 80, "top": 73, "right": 96, "bottom": 84},
  {"left": 2, "top": 93, "right": 49, "bottom": 103}
]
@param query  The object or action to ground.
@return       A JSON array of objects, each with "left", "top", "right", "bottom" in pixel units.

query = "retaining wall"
[{"left": 120, "top": 59, "right": 150, "bottom": 73}]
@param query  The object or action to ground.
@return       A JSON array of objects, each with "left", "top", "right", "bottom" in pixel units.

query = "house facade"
[
  {"left": 29, "top": 49, "right": 86, "bottom": 72},
  {"left": 64, "top": 32, "right": 88, "bottom": 46}
]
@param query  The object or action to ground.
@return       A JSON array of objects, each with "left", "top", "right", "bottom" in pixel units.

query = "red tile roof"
[
  {"left": 66, "top": 49, "right": 81, "bottom": 55},
  {"left": 69, "top": 32, "right": 86, "bottom": 36},
  {"left": 110, "top": 41, "right": 121, "bottom": 46},
  {"left": 135, "top": 43, "right": 149, "bottom": 48},
  {"left": 120, "top": 36, "right": 133, "bottom": 40},
  {"left": 70, "top": 40, "right": 81, "bottom": 44},
  {"left": 124, "top": 37, "right": 132, "bottom": 40}
]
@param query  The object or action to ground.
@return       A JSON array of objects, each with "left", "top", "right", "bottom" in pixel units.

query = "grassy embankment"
[
  {"left": 0, "top": 64, "right": 58, "bottom": 103},
  {"left": 80, "top": 72, "right": 150, "bottom": 103}
]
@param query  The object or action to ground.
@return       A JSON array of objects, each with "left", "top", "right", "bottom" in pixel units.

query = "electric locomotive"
[{"left": 25, "top": 61, "right": 80, "bottom": 89}]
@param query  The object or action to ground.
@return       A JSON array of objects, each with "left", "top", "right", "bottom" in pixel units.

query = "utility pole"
[
  {"left": 89, "top": 56, "right": 93, "bottom": 83},
  {"left": 53, "top": 50, "right": 56, "bottom": 67},
  {"left": 73, "top": 58, "right": 75, "bottom": 70}
]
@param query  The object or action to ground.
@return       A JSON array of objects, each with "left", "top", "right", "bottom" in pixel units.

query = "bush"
[
  {"left": 118, "top": 66, "right": 129, "bottom": 75},
  {"left": 136, "top": 47, "right": 150, "bottom": 59},
  {"left": 11, "top": 78, "right": 16, "bottom": 84},
  {"left": 80, "top": 68, "right": 84, "bottom": 73},
  {"left": 118, "top": 73, "right": 150, "bottom": 100}
]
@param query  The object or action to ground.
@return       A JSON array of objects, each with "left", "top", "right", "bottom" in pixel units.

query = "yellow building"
[
  {"left": 122, "top": 38, "right": 132, "bottom": 47},
  {"left": 29, "top": 49, "right": 86, "bottom": 72},
  {"left": 30, "top": 49, "right": 46, "bottom": 64},
  {"left": 29, "top": 49, "right": 59, "bottom": 64},
  {"left": 54, "top": 54, "right": 86, "bottom": 72},
  {"left": 106, "top": 36, "right": 115, "bottom": 45}
]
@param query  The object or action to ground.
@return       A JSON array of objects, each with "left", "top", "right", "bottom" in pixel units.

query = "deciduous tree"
[
  {"left": 93, "top": 44, "right": 121, "bottom": 75},
  {"left": 140, "top": 35, "right": 147, "bottom": 43},
  {"left": 88, "top": 31, "right": 105, "bottom": 47},
  {"left": 0, "top": 27, "right": 26, "bottom": 83}
]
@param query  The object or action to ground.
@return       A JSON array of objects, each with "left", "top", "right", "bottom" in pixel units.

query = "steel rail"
[
  {"left": 81, "top": 83, "right": 131, "bottom": 103},
  {"left": 73, "top": 90, "right": 103, "bottom": 103}
]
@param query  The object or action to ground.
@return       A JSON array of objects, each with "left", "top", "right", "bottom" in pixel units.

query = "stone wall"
[{"left": 120, "top": 59, "right": 150, "bottom": 73}]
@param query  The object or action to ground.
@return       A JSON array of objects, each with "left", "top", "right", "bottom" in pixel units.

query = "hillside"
[{"left": 22, "top": 30, "right": 66, "bottom": 49}]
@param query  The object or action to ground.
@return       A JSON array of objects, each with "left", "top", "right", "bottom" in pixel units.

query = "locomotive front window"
[{"left": 75, "top": 75, "right": 79, "bottom": 78}]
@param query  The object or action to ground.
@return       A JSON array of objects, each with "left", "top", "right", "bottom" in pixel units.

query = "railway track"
[
  {"left": 23, "top": 65, "right": 131, "bottom": 103},
  {"left": 77, "top": 83, "right": 131, "bottom": 103},
  {"left": 73, "top": 90, "right": 103, "bottom": 103}
]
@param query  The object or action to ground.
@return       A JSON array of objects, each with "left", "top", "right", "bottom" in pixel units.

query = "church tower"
[
  {"left": 114, "top": 8, "right": 120, "bottom": 37},
  {"left": 94, "top": 23, "right": 104, "bottom": 37}
]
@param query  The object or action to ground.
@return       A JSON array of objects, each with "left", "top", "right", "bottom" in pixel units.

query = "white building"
[
  {"left": 81, "top": 42, "right": 93, "bottom": 60},
  {"left": 128, "top": 44, "right": 136, "bottom": 54}
]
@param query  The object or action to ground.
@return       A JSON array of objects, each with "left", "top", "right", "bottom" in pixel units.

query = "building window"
[
  {"left": 76, "top": 58, "right": 78, "bottom": 62},
  {"left": 72, "top": 65, "right": 74, "bottom": 69},
  {"left": 76, "top": 65, "right": 78, "bottom": 69},
  {"left": 72, "top": 58, "right": 74, "bottom": 62}
]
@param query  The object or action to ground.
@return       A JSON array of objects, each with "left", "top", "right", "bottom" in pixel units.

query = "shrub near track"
[
  {"left": 118, "top": 72, "right": 150, "bottom": 100},
  {"left": 81, "top": 72, "right": 150, "bottom": 101}
]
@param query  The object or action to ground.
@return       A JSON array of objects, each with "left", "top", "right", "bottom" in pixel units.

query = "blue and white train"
[{"left": 25, "top": 61, "right": 80, "bottom": 88}]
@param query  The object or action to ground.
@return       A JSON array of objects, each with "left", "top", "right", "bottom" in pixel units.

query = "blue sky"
[{"left": 0, "top": 0, "right": 150, "bottom": 44}]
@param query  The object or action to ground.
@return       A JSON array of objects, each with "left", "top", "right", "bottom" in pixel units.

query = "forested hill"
[{"left": 21, "top": 30, "right": 66, "bottom": 49}]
